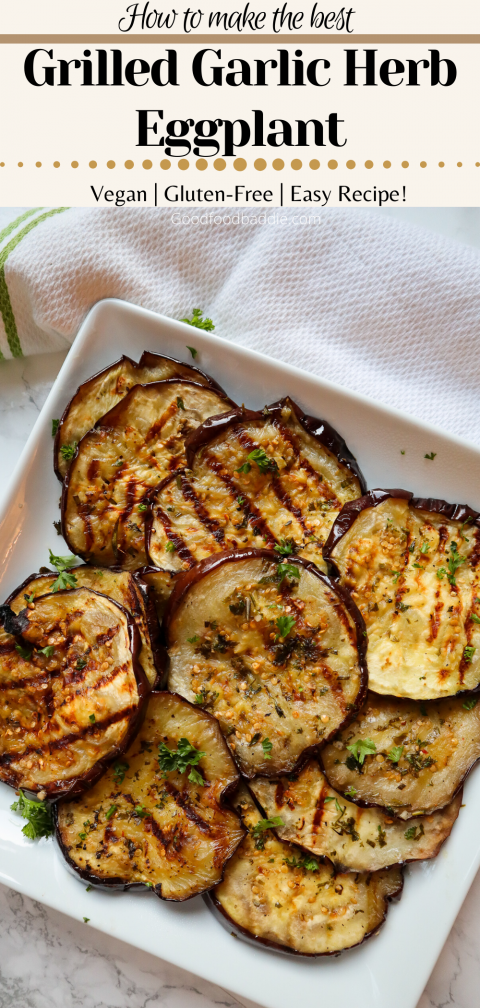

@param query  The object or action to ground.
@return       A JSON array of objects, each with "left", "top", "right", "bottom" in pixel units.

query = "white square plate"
[{"left": 1, "top": 298, "right": 480, "bottom": 1008}]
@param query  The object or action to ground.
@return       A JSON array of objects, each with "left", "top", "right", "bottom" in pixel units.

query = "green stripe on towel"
[
  {"left": 0, "top": 208, "right": 43, "bottom": 247},
  {"left": 0, "top": 206, "right": 69, "bottom": 359}
]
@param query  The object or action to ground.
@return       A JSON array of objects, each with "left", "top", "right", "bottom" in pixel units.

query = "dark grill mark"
[
  {"left": 87, "top": 458, "right": 100, "bottom": 481},
  {"left": 180, "top": 475, "right": 225, "bottom": 544},
  {"left": 146, "top": 399, "right": 178, "bottom": 443},
  {"left": 271, "top": 418, "right": 341, "bottom": 504},
  {"left": 166, "top": 783, "right": 213, "bottom": 835},
  {"left": 427, "top": 595, "right": 444, "bottom": 643},
  {"left": 274, "top": 781, "right": 285, "bottom": 807},
  {"left": 0, "top": 703, "right": 135, "bottom": 767},
  {"left": 204, "top": 453, "right": 276, "bottom": 547},
  {"left": 154, "top": 505, "right": 196, "bottom": 568},
  {"left": 271, "top": 477, "right": 312, "bottom": 539}
]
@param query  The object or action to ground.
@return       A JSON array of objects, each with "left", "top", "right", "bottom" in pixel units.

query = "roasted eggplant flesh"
[
  {"left": 56, "top": 352, "right": 223, "bottom": 479},
  {"left": 55, "top": 692, "right": 244, "bottom": 899},
  {"left": 250, "top": 760, "right": 461, "bottom": 872},
  {"left": 167, "top": 551, "right": 366, "bottom": 778},
  {"left": 62, "top": 380, "right": 232, "bottom": 571},
  {"left": 207, "top": 785, "right": 403, "bottom": 956},
  {"left": 0, "top": 588, "right": 144, "bottom": 796},
  {"left": 322, "top": 690, "right": 480, "bottom": 817},
  {"left": 7, "top": 567, "right": 159, "bottom": 687},
  {"left": 326, "top": 496, "right": 480, "bottom": 699},
  {"left": 148, "top": 399, "right": 363, "bottom": 574}
]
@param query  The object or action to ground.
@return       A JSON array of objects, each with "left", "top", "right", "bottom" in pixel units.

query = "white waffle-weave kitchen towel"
[{"left": 0, "top": 206, "right": 479, "bottom": 443}]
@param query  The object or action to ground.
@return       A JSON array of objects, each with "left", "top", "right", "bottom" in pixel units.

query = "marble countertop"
[{"left": 1, "top": 208, "right": 480, "bottom": 1008}]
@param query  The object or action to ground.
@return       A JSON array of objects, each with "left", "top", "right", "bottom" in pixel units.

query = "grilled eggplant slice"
[
  {"left": 62, "top": 379, "right": 234, "bottom": 571},
  {"left": 147, "top": 398, "right": 365, "bottom": 574},
  {"left": 166, "top": 549, "right": 367, "bottom": 778},
  {"left": 0, "top": 588, "right": 147, "bottom": 797},
  {"left": 55, "top": 691, "right": 244, "bottom": 899},
  {"left": 55, "top": 351, "right": 225, "bottom": 480},
  {"left": 249, "top": 760, "right": 461, "bottom": 872},
  {"left": 322, "top": 689, "right": 480, "bottom": 817},
  {"left": 324, "top": 490, "right": 480, "bottom": 699},
  {"left": 205, "top": 784, "right": 403, "bottom": 956},
  {"left": 135, "top": 567, "right": 180, "bottom": 624},
  {"left": 6, "top": 567, "right": 162, "bottom": 688}
]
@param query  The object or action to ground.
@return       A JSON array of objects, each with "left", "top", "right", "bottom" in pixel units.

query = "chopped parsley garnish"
[
  {"left": 38, "top": 645, "right": 55, "bottom": 658},
  {"left": 51, "top": 418, "right": 60, "bottom": 437},
  {"left": 391, "top": 570, "right": 401, "bottom": 583},
  {"left": 276, "top": 562, "right": 300, "bottom": 583},
  {"left": 158, "top": 737, "right": 206, "bottom": 785},
  {"left": 15, "top": 644, "right": 32, "bottom": 660},
  {"left": 134, "top": 805, "right": 148, "bottom": 819},
  {"left": 274, "top": 538, "right": 296, "bottom": 557},
  {"left": 237, "top": 448, "right": 278, "bottom": 475},
  {"left": 424, "top": 452, "right": 436, "bottom": 461},
  {"left": 181, "top": 308, "right": 215, "bottom": 332},
  {"left": 186, "top": 345, "right": 198, "bottom": 358},
  {"left": 10, "top": 790, "right": 53, "bottom": 839},
  {"left": 344, "top": 785, "right": 358, "bottom": 798},
  {"left": 187, "top": 635, "right": 199, "bottom": 644},
  {"left": 60, "top": 442, "right": 77, "bottom": 461},
  {"left": 176, "top": 397, "right": 185, "bottom": 410},
  {"left": 387, "top": 745, "right": 404, "bottom": 763},
  {"left": 420, "top": 542, "right": 430, "bottom": 554},
  {"left": 471, "top": 614, "right": 480, "bottom": 625},
  {"left": 83, "top": 917, "right": 90, "bottom": 923},
  {"left": 89, "top": 714, "right": 96, "bottom": 723},
  {"left": 24, "top": 592, "right": 36, "bottom": 604},
  {"left": 464, "top": 645, "right": 476, "bottom": 664},
  {"left": 105, "top": 804, "right": 118, "bottom": 820},
  {"left": 284, "top": 853, "right": 319, "bottom": 871},
  {"left": 275, "top": 615, "right": 296, "bottom": 639},
  {"left": 463, "top": 697, "right": 478, "bottom": 711},
  {"left": 262, "top": 737, "right": 273, "bottom": 760},
  {"left": 76, "top": 657, "right": 87, "bottom": 670},
  {"left": 137, "top": 503, "right": 148, "bottom": 512},
  {"left": 113, "top": 759, "right": 129, "bottom": 784},
  {"left": 346, "top": 738, "right": 376, "bottom": 765},
  {"left": 377, "top": 825, "right": 387, "bottom": 847},
  {"left": 165, "top": 541, "right": 175, "bottom": 553},
  {"left": 398, "top": 602, "right": 411, "bottom": 613},
  {"left": 404, "top": 823, "right": 425, "bottom": 841},
  {"left": 446, "top": 542, "right": 464, "bottom": 586},
  {"left": 251, "top": 816, "right": 283, "bottom": 849},
  {"left": 436, "top": 568, "right": 446, "bottom": 581},
  {"left": 48, "top": 549, "right": 79, "bottom": 591}
]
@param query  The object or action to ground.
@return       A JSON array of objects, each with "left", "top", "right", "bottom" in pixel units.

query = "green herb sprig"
[
  {"left": 181, "top": 308, "right": 215, "bottom": 332},
  {"left": 345, "top": 738, "right": 376, "bottom": 765},
  {"left": 10, "top": 790, "right": 53, "bottom": 839},
  {"left": 158, "top": 737, "right": 206, "bottom": 785}
]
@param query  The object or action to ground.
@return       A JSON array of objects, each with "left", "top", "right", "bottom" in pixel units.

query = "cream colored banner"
[
  {"left": 1, "top": 0, "right": 479, "bottom": 35},
  {"left": 0, "top": 42, "right": 478, "bottom": 206}
]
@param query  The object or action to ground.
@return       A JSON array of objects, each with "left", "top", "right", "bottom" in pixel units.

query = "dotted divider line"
[{"left": 0, "top": 159, "right": 478, "bottom": 170}]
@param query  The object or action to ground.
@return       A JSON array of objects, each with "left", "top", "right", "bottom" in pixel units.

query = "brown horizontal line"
[{"left": 1, "top": 34, "right": 479, "bottom": 44}]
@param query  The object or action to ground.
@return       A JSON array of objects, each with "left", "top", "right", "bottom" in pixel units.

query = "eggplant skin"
[
  {"left": 166, "top": 548, "right": 368, "bottom": 779},
  {"left": 54, "top": 351, "right": 225, "bottom": 480},
  {"left": 0, "top": 588, "right": 148, "bottom": 798},
  {"left": 6, "top": 567, "right": 162, "bottom": 689},
  {"left": 249, "top": 760, "right": 462, "bottom": 873},
  {"left": 204, "top": 785, "right": 403, "bottom": 957},
  {"left": 147, "top": 398, "right": 364, "bottom": 575},
  {"left": 134, "top": 566, "right": 180, "bottom": 626},
  {"left": 61, "top": 379, "right": 234, "bottom": 571},
  {"left": 55, "top": 691, "right": 244, "bottom": 900},
  {"left": 322, "top": 690, "right": 480, "bottom": 818},
  {"left": 323, "top": 490, "right": 480, "bottom": 700}
]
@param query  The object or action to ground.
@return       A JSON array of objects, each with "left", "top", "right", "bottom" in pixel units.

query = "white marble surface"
[{"left": 1, "top": 207, "right": 480, "bottom": 1008}]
